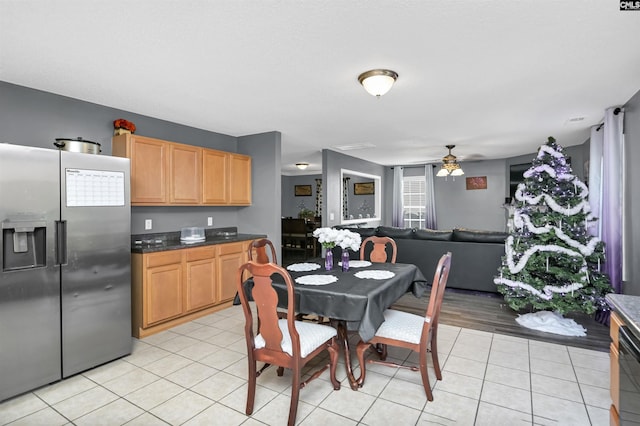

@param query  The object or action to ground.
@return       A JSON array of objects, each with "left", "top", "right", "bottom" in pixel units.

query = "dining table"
[{"left": 239, "top": 259, "right": 428, "bottom": 390}]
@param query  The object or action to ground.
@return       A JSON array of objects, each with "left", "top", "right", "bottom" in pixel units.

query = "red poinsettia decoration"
[{"left": 113, "top": 119, "right": 136, "bottom": 132}]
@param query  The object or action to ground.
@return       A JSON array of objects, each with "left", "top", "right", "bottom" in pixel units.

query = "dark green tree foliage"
[{"left": 494, "top": 137, "right": 612, "bottom": 315}]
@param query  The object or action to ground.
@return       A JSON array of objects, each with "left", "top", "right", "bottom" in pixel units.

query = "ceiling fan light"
[
  {"left": 437, "top": 145, "right": 465, "bottom": 178},
  {"left": 436, "top": 167, "right": 450, "bottom": 177},
  {"left": 358, "top": 69, "right": 398, "bottom": 97}
]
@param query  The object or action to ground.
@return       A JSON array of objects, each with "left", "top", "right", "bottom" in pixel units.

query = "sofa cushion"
[
  {"left": 412, "top": 228, "right": 453, "bottom": 241},
  {"left": 375, "top": 226, "right": 414, "bottom": 239},
  {"left": 452, "top": 228, "right": 508, "bottom": 244}
]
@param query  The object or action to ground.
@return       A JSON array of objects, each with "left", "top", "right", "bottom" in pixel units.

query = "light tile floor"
[{"left": 0, "top": 304, "right": 611, "bottom": 425}]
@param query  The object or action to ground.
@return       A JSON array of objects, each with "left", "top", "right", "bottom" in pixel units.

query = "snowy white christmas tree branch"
[
  {"left": 514, "top": 211, "right": 601, "bottom": 256},
  {"left": 493, "top": 276, "right": 584, "bottom": 300},
  {"left": 504, "top": 236, "right": 588, "bottom": 274}
]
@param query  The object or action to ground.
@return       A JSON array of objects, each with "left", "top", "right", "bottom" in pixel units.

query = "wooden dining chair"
[
  {"left": 355, "top": 252, "right": 452, "bottom": 401},
  {"left": 360, "top": 236, "right": 397, "bottom": 263},
  {"left": 236, "top": 261, "right": 341, "bottom": 426},
  {"left": 247, "top": 238, "right": 278, "bottom": 264}
]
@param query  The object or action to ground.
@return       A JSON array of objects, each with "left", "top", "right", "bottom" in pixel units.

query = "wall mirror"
[{"left": 340, "top": 169, "right": 381, "bottom": 225}]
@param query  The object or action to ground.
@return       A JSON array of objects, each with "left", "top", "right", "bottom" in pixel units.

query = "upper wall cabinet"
[
  {"left": 170, "top": 143, "right": 202, "bottom": 204},
  {"left": 112, "top": 134, "right": 251, "bottom": 206},
  {"left": 228, "top": 153, "right": 252, "bottom": 205}
]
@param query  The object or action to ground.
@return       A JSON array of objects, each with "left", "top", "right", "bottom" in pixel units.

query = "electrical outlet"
[
  {"left": 145, "top": 219, "right": 152, "bottom": 230},
  {"left": 207, "top": 217, "right": 213, "bottom": 226}
]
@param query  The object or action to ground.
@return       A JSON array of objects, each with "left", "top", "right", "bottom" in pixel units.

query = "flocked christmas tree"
[{"left": 494, "top": 137, "right": 612, "bottom": 319}]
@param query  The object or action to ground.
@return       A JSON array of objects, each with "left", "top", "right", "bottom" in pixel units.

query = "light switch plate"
[
  {"left": 145, "top": 219, "right": 152, "bottom": 230},
  {"left": 207, "top": 217, "right": 213, "bottom": 226}
]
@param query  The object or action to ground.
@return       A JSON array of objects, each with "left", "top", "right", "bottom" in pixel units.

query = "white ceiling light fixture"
[
  {"left": 295, "top": 162, "right": 309, "bottom": 170},
  {"left": 436, "top": 145, "right": 465, "bottom": 178},
  {"left": 358, "top": 69, "right": 398, "bottom": 97}
]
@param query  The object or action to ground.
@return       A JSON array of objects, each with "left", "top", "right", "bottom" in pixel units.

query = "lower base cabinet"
[
  {"left": 132, "top": 240, "right": 252, "bottom": 338},
  {"left": 610, "top": 311, "right": 623, "bottom": 426}
]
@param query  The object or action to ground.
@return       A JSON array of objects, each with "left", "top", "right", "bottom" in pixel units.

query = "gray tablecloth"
[{"left": 241, "top": 262, "right": 428, "bottom": 342}]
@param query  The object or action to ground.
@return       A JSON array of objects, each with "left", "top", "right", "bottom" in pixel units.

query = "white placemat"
[
  {"left": 295, "top": 275, "right": 338, "bottom": 286},
  {"left": 354, "top": 270, "right": 396, "bottom": 280},
  {"left": 286, "top": 262, "right": 321, "bottom": 272},
  {"left": 338, "top": 260, "right": 372, "bottom": 268}
]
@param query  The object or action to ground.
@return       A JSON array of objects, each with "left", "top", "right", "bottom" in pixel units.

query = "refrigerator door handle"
[{"left": 55, "top": 220, "right": 67, "bottom": 265}]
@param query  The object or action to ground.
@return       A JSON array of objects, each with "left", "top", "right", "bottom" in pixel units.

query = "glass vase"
[
  {"left": 341, "top": 249, "right": 350, "bottom": 272},
  {"left": 325, "top": 249, "right": 333, "bottom": 271}
]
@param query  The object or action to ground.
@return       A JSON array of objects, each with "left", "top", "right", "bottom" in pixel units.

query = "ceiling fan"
[{"left": 436, "top": 145, "right": 464, "bottom": 177}]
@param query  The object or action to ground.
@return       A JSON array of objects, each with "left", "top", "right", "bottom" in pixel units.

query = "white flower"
[{"left": 313, "top": 227, "right": 361, "bottom": 251}]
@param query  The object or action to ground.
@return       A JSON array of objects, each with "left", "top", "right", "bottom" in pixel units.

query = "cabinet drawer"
[
  {"left": 186, "top": 246, "right": 216, "bottom": 262},
  {"left": 146, "top": 251, "right": 183, "bottom": 268},
  {"left": 217, "top": 242, "right": 244, "bottom": 255}
]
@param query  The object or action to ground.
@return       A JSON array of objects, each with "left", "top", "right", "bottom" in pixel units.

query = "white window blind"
[{"left": 402, "top": 176, "right": 425, "bottom": 229}]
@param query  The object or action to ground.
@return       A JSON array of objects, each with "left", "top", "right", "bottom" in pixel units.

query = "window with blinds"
[{"left": 403, "top": 175, "right": 425, "bottom": 229}]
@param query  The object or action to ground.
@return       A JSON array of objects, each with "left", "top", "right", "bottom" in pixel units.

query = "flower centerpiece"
[
  {"left": 313, "top": 227, "right": 361, "bottom": 271},
  {"left": 113, "top": 118, "right": 137, "bottom": 135}
]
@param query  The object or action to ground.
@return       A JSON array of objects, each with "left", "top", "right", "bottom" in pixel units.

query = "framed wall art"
[
  {"left": 354, "top": 181, "right": 375, "bottom": 195},
  {"left": 294, "top": 184, "right": 312, "bottom": 196},
  {"left": 466, "top": 176, "right": 487, "bottom": 190}
]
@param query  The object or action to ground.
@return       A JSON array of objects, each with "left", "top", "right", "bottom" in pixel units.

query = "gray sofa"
[{"left": 335, "top": 226, "right": 507, "bottom": 293}]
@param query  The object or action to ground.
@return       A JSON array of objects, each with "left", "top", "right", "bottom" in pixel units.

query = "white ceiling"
[{"left": 2, "top": 1, "right": 639, "bottom": 175}]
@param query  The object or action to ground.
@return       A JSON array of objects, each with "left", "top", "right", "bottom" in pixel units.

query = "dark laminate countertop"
[
  {"left": 606, "top": 293, "right": 640, "bottom": 338},
  {"left": 131, "top": 227, "right": 266, "bottom": 254}
]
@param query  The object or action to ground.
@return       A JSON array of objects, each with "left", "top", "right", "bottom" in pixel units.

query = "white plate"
[
  {"left": 338, "top": 260, "right": 371, "bottom": 268},
  {"left": 287, "top": 262, "right": 321, "bottom": 272},
  {"left": 295, "top": 275, "right": 338, "bottom": 286},
  {"left": 354, "top": 270, "right": 396, "bottom": 280}
]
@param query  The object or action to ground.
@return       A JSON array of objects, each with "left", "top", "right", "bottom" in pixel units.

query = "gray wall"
[
  {"left": 623, "top": 88, "right": 640, "bottom": 296},
  {"left": 434, "top": 159, "right": 508, "bottom": 231},
  {"left": 0, "top": 81, "right": 275, "bottom": 236},
  {"left": 281, "top": 174, "right": 322, "bottom": 218},
  {"left": 237, "top": 131, "right": 282, "bottom": 257},
  {"left": 322, "top": 149, "right": 385, "bottom": 228}
]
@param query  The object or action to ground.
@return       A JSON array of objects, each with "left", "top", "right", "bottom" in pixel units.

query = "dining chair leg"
[
  {"left": 419, "top": 350, "right": 434, "bottom": 401},
  {"left": 277, "top": 366, "right": 284, "bottom": 376},
  {"left": 288, "top": 366, "right": 302, "bottom": 426},
  {"left": 430, "top": 332, "right": 442, "bottom": 381},
  {"left": 246, "top": 358, "right": 257, "bottom": 415}
]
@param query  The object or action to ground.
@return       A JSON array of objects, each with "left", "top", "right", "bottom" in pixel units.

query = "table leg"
[{"left": 332, "top": 319, "right": 360, "bottom": 391}]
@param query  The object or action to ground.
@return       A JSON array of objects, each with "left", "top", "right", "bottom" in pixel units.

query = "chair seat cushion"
[
  {"left": 374, "top": 309, "right": 426, "bottom": 345},
  {"left": 255, "top": 319, "right": 337, "bottom": 357}
]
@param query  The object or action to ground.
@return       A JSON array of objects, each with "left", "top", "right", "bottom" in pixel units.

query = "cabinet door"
[
  {"left": 228, "top": 153, "right": 252, "bottom": 205},
  {"left": 217, "top": 243, "right": 244, "bottom": 302},
  {"left": 131, "top": 136, "right": 168, "bottom": 204},
  {"left": 185, "top": 247, "right": 217, "bottom": 312},
  {"left": 144, "top": 263, "right": 183, "bottom": 326},
  {"left": 202, "top": 149, "right": 228, "bottom": 204},
  {"left": 169, "top": 143, "right": 201, "bottom": 204}
]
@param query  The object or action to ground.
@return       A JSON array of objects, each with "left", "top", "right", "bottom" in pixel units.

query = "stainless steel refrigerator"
[{"left": 0, "top": 143, "right": 132, "bottom": 402}]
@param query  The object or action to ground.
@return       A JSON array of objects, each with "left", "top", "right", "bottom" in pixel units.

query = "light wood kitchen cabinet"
[
  {"left": 112, "top": 134, "right": 251, "bottom": 206},
  {"left": 228, "top": 153, "right": 252, "bottom": 205},
  {"left": 610, "top": 311, "right": 623, "bottom": 426},
  {"left": 202, "top": 149, "right": 228, "bottom": 204},
  {"left": 202, "top": 149, "right": 252, "bottom": 205},
  {"left": 169, "top": 143, "right": 201, "bottom": 204},
  {"left": 185, "top": 246, "right": 217, "bottom": 312},
  {"left": 113, "top": 134, "right": 168, "bottom": 204},
  {"left": 131, "top": 240, "right": 254, "bottom": 338},
  {"left": 217, "top": 242, "right": 246, "bottom": 303},
  {"left": 142, "top": 251, "right": 183, "bottom": 327}
]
